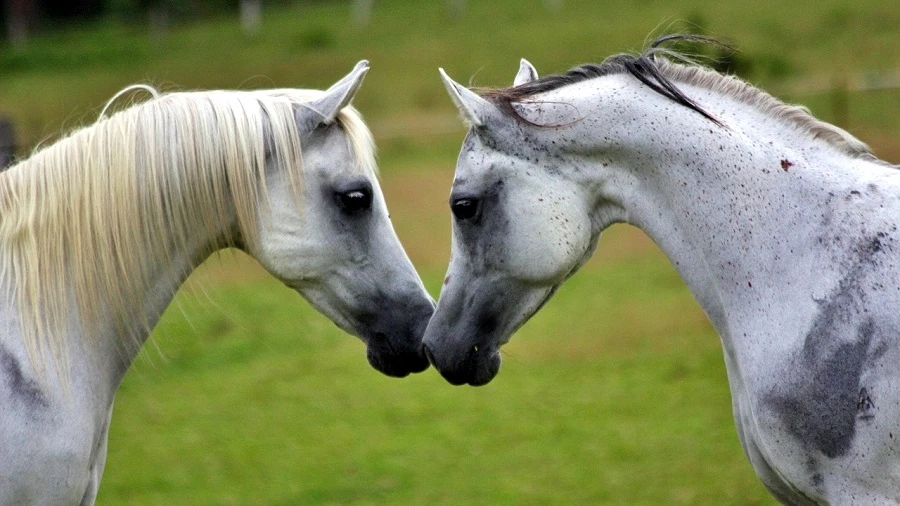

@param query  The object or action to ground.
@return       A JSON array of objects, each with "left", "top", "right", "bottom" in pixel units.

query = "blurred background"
[{"left": 1, "top": 1, "right": 897, "bottom": 504}]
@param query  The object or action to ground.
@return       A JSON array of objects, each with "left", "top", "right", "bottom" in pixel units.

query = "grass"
[
  {"left": 103, "top": 236, "right": 771, "bottom": 505},
  {"left": 0, "top": 0, "right": 896, "bottom": 503}
]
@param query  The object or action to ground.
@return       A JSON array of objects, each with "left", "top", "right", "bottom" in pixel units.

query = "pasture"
[{"left": 0, "top": 0, "right": 897, "bottom": 504}]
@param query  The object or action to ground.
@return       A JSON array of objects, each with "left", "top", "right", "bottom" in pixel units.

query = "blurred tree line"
[
  {"left": 1, "top": 0, "right": 294, "bottom": 43},
  {"left": 3, "top": 0, "right": 558, "bottom": 42}
]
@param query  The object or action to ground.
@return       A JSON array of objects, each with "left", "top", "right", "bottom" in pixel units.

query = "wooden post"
[
  {"left": 831, "top": 76, "right": 849, "bottom": 129},
  {"left": 352, "top": 0, "right": 374, "bottom": 27},
  {"left": 240, "top": 0, "right": 261, "bottom": 36},
  {"left": 0, "top": 116, "right": 15, "bottom": 169},
  {"left": 544, "top": 0, "right": 563, "bottom": 10},
  {"left": 6, "top": 0, "right": 39, "bottom": 45},
  {"left": 447, "top": 0, "right": 465, "bottom": 19},
  {"left": 149, "top": 1, "right": 169, "bottom": 43}
]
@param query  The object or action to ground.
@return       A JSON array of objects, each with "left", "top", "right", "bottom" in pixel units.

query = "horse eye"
[
  {"left": 451, "top": 198, "right": 479, "bottom": 221},
  {"left": 335, "top": 189, "right": 372, "bottom": 213}
]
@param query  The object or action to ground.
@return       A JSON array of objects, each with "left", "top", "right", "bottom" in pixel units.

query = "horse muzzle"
[
  {"left": 366, "top": 337, "right": 430, "bottom": 377},
  {"left": 361, "top": 297, "right": 434, "bottom": 377},
  {"left": 422, "top": 331, "right": 502, "bottom": 386}
]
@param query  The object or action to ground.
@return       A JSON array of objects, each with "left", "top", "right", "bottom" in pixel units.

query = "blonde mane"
[{"left": 0, "top": 86, "right": 376, "bottom": 377}]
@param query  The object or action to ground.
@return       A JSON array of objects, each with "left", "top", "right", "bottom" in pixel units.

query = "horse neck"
[
  {"left": 569, "top": 81, "right": 889, "bottom": 352},
  {"left": 0, "top": 235, "right": 217, "bottom": 414},
  {"left": 0, "top": 145, "right": 237, "bottom": 399},
  {"left": 85, "top": 204, "right": 235, "bottom": 392}
]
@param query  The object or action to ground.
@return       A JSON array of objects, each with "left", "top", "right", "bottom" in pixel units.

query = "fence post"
[
  {"left": 544, "top": 0, "right": 563, "bottom": 10},
  {"left": 0, "top": 116, "right": 15, "bottom": 169},
  {"left": 352, "top": 0, "right": 374, "bottom": 27},
  {"left": 831, "top": 76, "right": 849, "bottom": 129},
  {"left": 6, "top": 0, "right": 38, "bottom": 45},
  {"left": 149, "top": 1, "right": 169, "bottom": 42},
  {"left": 447, "top": 0, "right": 465, "bottom": 19},
  {"left": 240, "top": 0, "right": 262, "bottom": 36}
]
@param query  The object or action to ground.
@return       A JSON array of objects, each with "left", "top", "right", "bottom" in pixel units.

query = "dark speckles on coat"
[
  {"left": 545, "top": 163, "right": 563, "bottom": 176},
  {"left": 0, "top": 344, "right": 49, "bottom": 410}
]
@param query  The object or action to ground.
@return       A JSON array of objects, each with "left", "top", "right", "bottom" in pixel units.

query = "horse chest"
[
  {"left": 0, "top": 400, "right": 101, "bottom": 505},
  {"left": 740, "top": 375, "right": 900, "bottom": 504},
  {"left": 735, "top": 307, "right": 900, "bottom": 503},
  {"left": 1, "top": 310, "right": 112, "bottom": 505}
]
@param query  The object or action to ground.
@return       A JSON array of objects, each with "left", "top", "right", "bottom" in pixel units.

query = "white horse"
[
  {"left": 424, "top": 35, "right": 900, "bottom": 504},
  {"left": 0, "top": 61, "right": 434, "bottom": 505}
]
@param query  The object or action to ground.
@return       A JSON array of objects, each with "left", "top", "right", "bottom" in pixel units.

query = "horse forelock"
[
  {"left": 0, "top": 85, "right": 376, "bottom": 379},
  {"left": 479, "top": 34, "right": 885, "bottom": 165}
]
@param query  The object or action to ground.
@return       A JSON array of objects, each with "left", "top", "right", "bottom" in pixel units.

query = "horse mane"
[
  {"left": 480, "top": 34, "right": 885, "bottom": 164},
  {"left": 0, "top": 85, "right": 376, "bottom": 378}
]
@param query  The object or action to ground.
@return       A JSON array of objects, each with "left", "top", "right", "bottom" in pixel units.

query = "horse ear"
[
  {"left": 438, "top": 68, "right": 492, "bottom": 128},
  {"left": 298, "top": 60, "right": 369, "bottom": 128},
  {"left": 514, "top": 58, "right": 538, "bottom": 86}
]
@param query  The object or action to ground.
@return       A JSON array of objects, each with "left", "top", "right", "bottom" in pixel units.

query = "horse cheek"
[{"left": 505, "top": 195, "right": 591, "bottom": 284}]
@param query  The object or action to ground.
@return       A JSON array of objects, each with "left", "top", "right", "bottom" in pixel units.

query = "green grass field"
[{"left": 1, "top": 0, "right": 898, "bottom": 504}]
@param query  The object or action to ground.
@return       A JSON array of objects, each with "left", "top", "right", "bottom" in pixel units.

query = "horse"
[
  {"left": 0, "top": 61, "right": 434, "bottom": 505},
  {"left": 423, "top": 35, "right": 900, "bottom": 504}
]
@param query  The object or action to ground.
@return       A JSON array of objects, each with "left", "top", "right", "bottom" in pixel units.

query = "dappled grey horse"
[
  {"left": 0, "top": 62, "right": 433, "bottom": 505},
  {"left": 424, "top": 35, "right": 900, "bottom": 504}
]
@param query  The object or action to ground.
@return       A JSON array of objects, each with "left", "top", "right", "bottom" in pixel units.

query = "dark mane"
[
  {"left": 480, "top": 34, "right": 727, "bottom": 126},
  {"left": 478, "top": 34, "right": 890, "bottom": 165}
]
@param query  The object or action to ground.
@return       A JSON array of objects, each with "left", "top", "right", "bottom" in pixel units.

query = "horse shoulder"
[{"left": 0, "top": 300, "right": 105, "bottom": 504}]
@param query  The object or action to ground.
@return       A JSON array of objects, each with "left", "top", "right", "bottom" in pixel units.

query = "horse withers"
[
  {"left": 0, "top": 62, "right": 432, "bottom": 505},
  {"left": 425, "top": 36, "right": 900, "bottom": 504}
]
